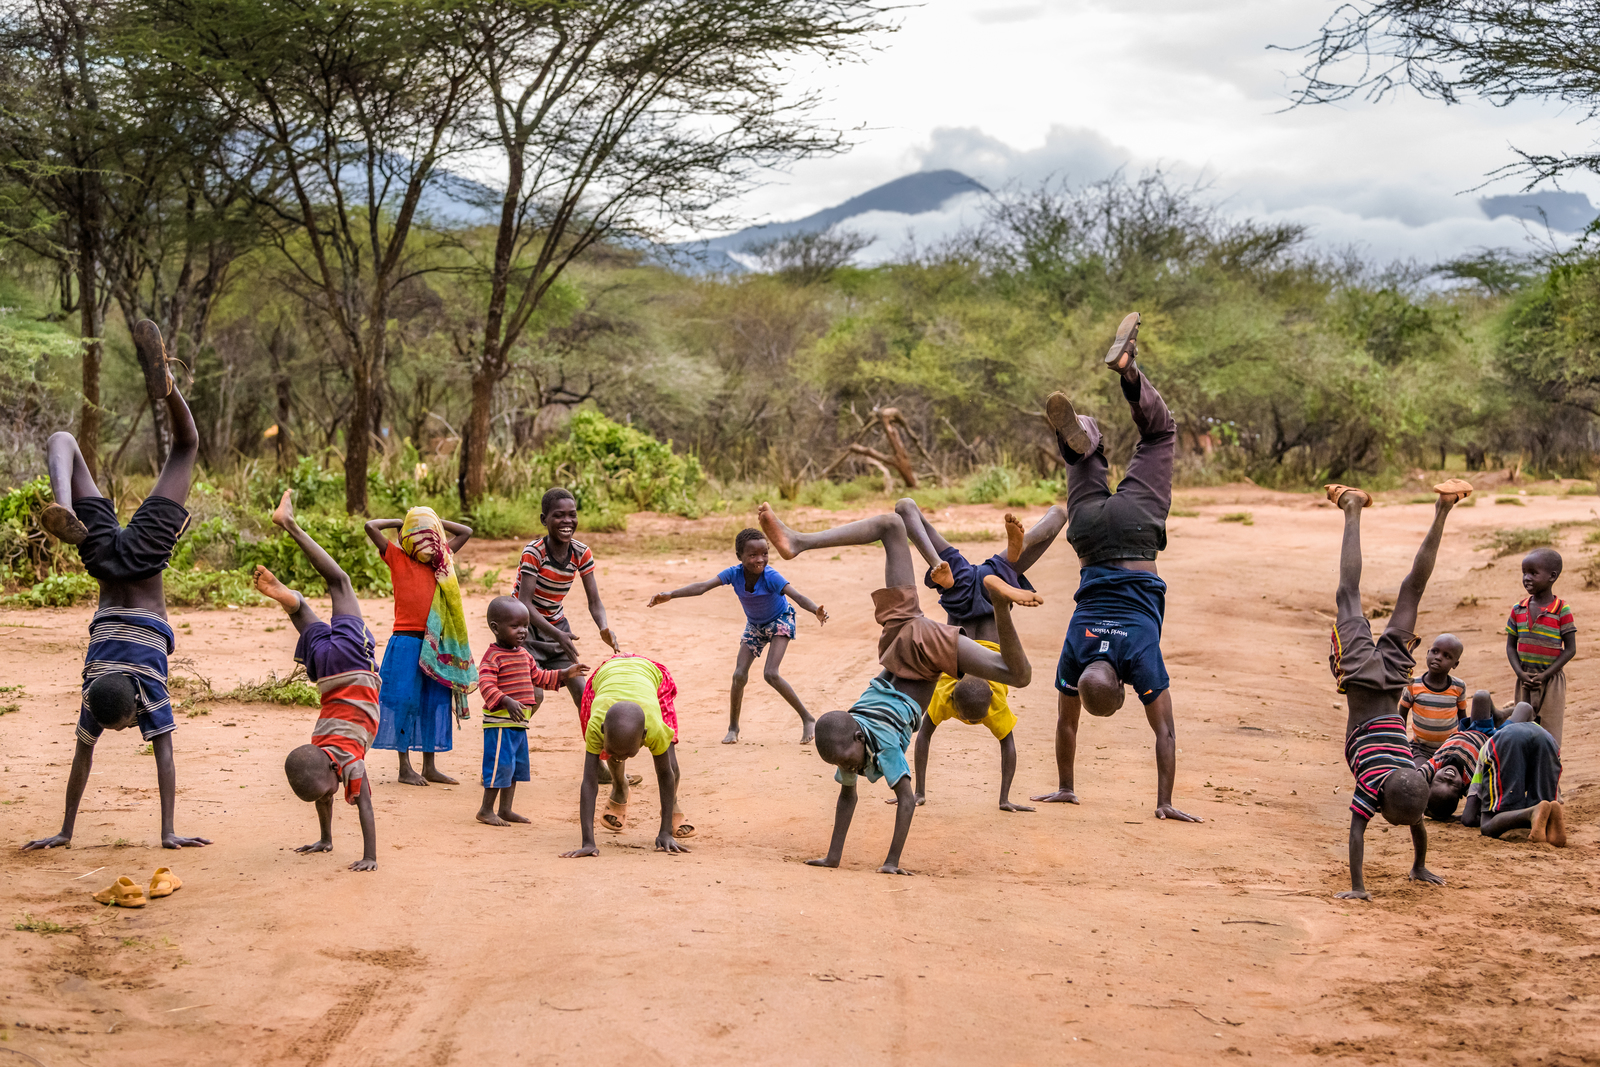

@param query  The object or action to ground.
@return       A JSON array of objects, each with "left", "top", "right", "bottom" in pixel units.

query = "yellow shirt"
[
  {"left": 925, "top": 641, "right": 1016, "bottom": 740},
  {"left": 584, "top": 656, "right": 674, "bottom": 757}
]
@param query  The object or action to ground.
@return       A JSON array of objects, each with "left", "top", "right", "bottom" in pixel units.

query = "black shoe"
[
  {"left": 1045, "top": 392, "right": 1091, "bottom": 458},
  {"left": 1105, "top": 311, "right": 1141, "bottom": 371}
]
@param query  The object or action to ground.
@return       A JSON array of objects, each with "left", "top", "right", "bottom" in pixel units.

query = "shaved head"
[
  {"left": 951, "top": 676, "right": 993, "bottom": 721},
  {"left": 814, "top": 710, "right": 864, "bottom": 768},
  {"left": 1077, "top": 661, "right": 1125, "bottom": 717},
  {"left": 285, "top": 744, "right": 337, "bottom": 802},
  {"left": 1523, "top": 547, "right": 1563, "bottom": 575},
  {"left": 487, "top": 596, "right": 528, "bottom": 627},
  {"left": 1380, "top": 767, "right": 1429, "bottom": 826},
  {"left": 602, "top": 701, "right": 646, "bottom": 759}
]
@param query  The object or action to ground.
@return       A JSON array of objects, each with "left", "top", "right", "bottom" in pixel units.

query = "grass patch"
[
  {"left": 1566, "top": 483, "right": 1597, "bottom": 495},
  {"left": 1524, "top": 486, "right": 1558, "bottom": 496},
  {"left": 0, "top": 703, "right": 16, "bottom": 716},
  {"left": 1219, "top": 512, "right": 1254, "bottom": 525},
  {"left": 1169, "top": 508, "right": 1200, "bottom": 518},
  {"left": 1481, "top": 525, "right": 1558, "bottom": 558},
  {"left": 223, "top": 668, "right": 318, "bottom": 707},
  {"left": 14, "top": 913, "right": 68, "bottom": 934},
  {"left": 1495, "top": 496, "right": 1526, "bottom": 506},
  {"left": 1406, "top": 494, "right": 1437, "bottom": 504},
  {"left": 941, "top": 529, "right": 998, "bottom": 542},
  {"left": 138, "top": 742, "right": 153, "bottom": 755}
]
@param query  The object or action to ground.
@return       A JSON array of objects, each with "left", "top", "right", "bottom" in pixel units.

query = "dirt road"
[{"left": 2, "top": 487, "right": 1596, "bottom": 1065}]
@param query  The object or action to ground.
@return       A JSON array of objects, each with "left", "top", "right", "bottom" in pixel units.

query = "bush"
[
  {"left": 237, "top": 516, "right": 391, "bottom": 597},
  {"left": 223, "top": 668, "right": 319, "bottom": 707},
  {"left": 3, "top": 570, "right": 98, "bottom": 606},
  {"left": 0, "top": 477, "right": 75, "bottom": 585},
  {"left": 1482, "top": 525, "right": 1558, "bottom": 558},
  {"left": 469, "top": 495, "right": 543, "bottom": 541},
  {"left": 531, "top": 409, "right": 705, "bottom": 518},
  {"left": 968, "top": 465, "right": 1026, "bottom": 504},
  {"left": 165, "top": 568, "right": 265, "bottom": 609}
]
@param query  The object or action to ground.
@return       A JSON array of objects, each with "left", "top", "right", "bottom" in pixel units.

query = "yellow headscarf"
[{"left": 398, "top": 506, "right": 477, "bottom": 715}]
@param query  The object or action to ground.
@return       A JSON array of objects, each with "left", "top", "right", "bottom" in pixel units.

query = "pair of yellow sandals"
[{"left": 92, "top": 867, "right": 182, "bottom": 908}]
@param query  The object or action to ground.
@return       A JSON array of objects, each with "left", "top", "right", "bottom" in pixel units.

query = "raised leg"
[
  {"left": 148, "top": 387, "right": 199, "bottom": 507},
  {"left": 1336, "top": 495, "right": 1365, "bottom": 620},
  {"left": 953, "top": 577, "right": 1033, "bottom": 686},
  {"left": 47, "top": 431, "right": 101, "bottom": 506},
  {"left": 1388, "top": 495, "right": 1457, "bottom": 636},
  {"left": 270, "top": 490, "right": 359, "bottom": 618},
  {"left": 1109, "top": 370, "right": 1176, "bottom": 520},
  {"left": 1014, "top": 505, "right": 1067, "bottom": 573},
  {"left": 894, "top": 497, "right": 952, "bottom": 568},
  {"left": 757, "top": 506, "right": 915, "bottom": 588}
]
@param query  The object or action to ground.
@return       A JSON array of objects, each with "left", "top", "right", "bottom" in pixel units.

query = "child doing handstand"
[
  {"left": 648, "top": 527, "right": 828, "bottom": 744},
  {"left": 477, "top": 596, "right": 586, "bottom": 826},
  {"left": 23, "top": 321, "right": 210, "bottom": 853},
  {"left": 757, "top": 503, "right": 1036, "bottom": 874},
  {"left": 1325, "top": 477, "right": 1471, "bottom": 899},
  {"left": 253, "top": 491, "right": 379, "bottom": 871}
]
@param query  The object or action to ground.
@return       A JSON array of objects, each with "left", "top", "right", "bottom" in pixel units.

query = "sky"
[{"left": 704, "top": 0, "right": 1600, "bottom": 266}]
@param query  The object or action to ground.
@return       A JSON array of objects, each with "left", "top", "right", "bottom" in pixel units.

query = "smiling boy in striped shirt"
[{"left": 1398, "top": 633, "right": 1468, "bottom": 760}]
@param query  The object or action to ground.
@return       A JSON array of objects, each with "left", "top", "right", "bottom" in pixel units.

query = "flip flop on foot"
[
  {"left": 756, "top": 502, "right": 798, "bottom": 559},
  {"left": 1432, "top": 478, "right": 1474, "bottom": 504},
  {"left": 1044, "top": 392, "right": 1092, "bottom": 457},
  {"left": 39, "top": 503, "right": 88, "bottom": 545},
  {"left": 93, "top": 876, "right": 148, "bottom": 908},
  {"left": 601, "top": 799, "right": 627, "bottom": 832},
  {"left": 983, "top": 573, "right": 1044, "bottom": 607},
  {"left": 1104, "top": 311, "right": 1141, "bottom": 371},
  {"left": 929, "top": 560, "right": 954, "bottom": 589},
  {"left": 1324, "top": 484, "right": 1372, "bottom": 508},
  {"left": 148, "top": 867, "right": 181, "bottom": 899},
  {"left": 671, "top": 812, "right": 697, "bottom": 839},
  {"left": 1003, "top": 513, "right": 1025, "bottom": 564}
]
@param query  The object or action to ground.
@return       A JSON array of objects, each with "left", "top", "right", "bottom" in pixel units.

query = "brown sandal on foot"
[
  {"left": 601, "top": 799, "right": 627, "bottom": 833},
  {"left": 1432, "top": 478, "right": 1473, "bottom": 503},
  {"left": 1324, "top": 484, "right": 1372, "bottom": 508},
  {"left": 40, "top": 502, "right": 88, "bottom": 545},
  {"left": 1044, "top": 392, "right": 1091, "bottom": 457},
  {"left": 671, "top": 812, "right": 697, "bottom": 839},
  {"left": 1104, "top": 311, "right": 1141, "bottom": 371}
]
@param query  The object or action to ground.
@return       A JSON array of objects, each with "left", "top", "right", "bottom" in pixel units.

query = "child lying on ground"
[
  {"left": 1419, "top": 690, "right": 1500, "bottom": 821},
  {"left": 757, "top": 503, "right": 1036, "bottom": 874},
  {"left": 648, "top": 527, "right": 827, "bottom": 744},
  {"left": 253, "top": 491, "right": 379, "bottom": 871}
]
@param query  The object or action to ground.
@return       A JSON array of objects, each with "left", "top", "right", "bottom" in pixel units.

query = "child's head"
[
  {"left": 1424, "top": 634, "right": 1463, "bottom": 677},
  {"left": 487, "top": 596, "right": 530, "bottom": 648},
  {"left": 284, "top": 744, "right": 338, "bottom": 803},
  {"left": 734, "top": 528, "right": 768, "bottom": 572},
  {"left": 1077, "top": 661, "right": 1125, "bottom": 717},
  {"left": 86, "top": 673, "right": 140, "bottom": 731},
  {"left": 814, "top": 710, "right": 867, "bottom": 773},
  {"left": 1521, "top": 547, "right": 1563, "bottom": 595},
  {"left": 1378, "top": 767, "right": 1429, "bottom": 826},
  {"left": 541, "top": 488, "right": 578, "bottom": 541},
  {"left": 601, "top": 701, "right": 646, "bottom": 760},
  {"left": 950, "top": 676, "right": 993, "bottom": 723},
  {"left": 1426, "top": 764, "right": 1469, "bottom": 821}
]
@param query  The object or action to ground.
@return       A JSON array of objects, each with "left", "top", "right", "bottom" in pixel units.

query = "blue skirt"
[{"left": 373, "top": 634, "right": 454, "bottom": 752}]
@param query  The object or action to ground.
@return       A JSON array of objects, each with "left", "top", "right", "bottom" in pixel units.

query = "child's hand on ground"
[
  {"left": 999, "top": 800, "right": 1035, "bottom": 813},
  {"left": 562, "top": 663, "right": 589, "bottom": 682},
  {"left": 1030, "top": 788, "right": 1080, "bottom": 804},
  {"left": 647, "top": 592, "right": 671, "bottom": 607},
  {"left": 884, "top": 793, "right": 926, "bottom": 807},
  {"left": 1336, "top": 889, "right": 1371, "bottom": 901},
  {"left": 163, "top": 832, "right": 212, "bottom": 849},
  {"left": 1154, "top": 804, "right": 1202, "bottom": 823},
  {"left": 561, "top": 844, "right": 600, "bottom": 858},
  {"left": 654, "top": 832, "right": 690, "bottom": 854},
  {"left": 877, "top": 864, "right": 913, "bottom": 876},
  {"left": 348, "top": 858, "right": 376, "bottom": 872},
  {"left": 296, "top": 840, "right": 333, "bottom": 854},
  {"left": 20, "top": 833, "right": 71, "bottom": 851},
  {"left": 814, "top": 604, "right": 829, "bottom": 625},
  {"left": 805, "top": 856, "right": 839, "bottom": 868}
]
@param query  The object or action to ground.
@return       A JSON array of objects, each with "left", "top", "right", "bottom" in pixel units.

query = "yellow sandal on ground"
[
  {"left": 148, "top": 867, "right": 182, "bottom": 899},
  {"left": 671, "top": 812, "right": 697, "bottom": 839},
  {"left": 93, "top": 876, "right": 148, "bottom": 908},
  {"left": 601, "top": 799, "right": 627, "bottom": 833}
]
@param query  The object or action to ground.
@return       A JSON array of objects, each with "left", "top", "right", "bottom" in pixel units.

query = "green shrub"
[
  {"left": 3, "top": 571, "right": 98, "bottom": 607},
  {"left": 223, "top": 669, "right": 319, "bottom": 707},
  {"left": 1219, "top": 511, "right": 1254, "bottom": 525},
  {"left": 165, "top": 568, "right": 265, "bottom": 609},
  {"left": 469, "top": 495, "right": 543, "bottom": 541},
  {"left": 1567, "top": 483, "right": 1598, "bottom": 495},
  {"left": 1496, "top": 496, "right": 1526, "bottom": 506},
  {"left": 237, "top": 516, "right": 391, "bottom": 597},
  {"left": 530, "top": 409, "right": 705, "bottom": 518},
  {"left": 1483, "top": 525, "right": 1557, "bottom": 558},
  {"left": 967, "top": 465, "right": 1025, "bottom": 504}
]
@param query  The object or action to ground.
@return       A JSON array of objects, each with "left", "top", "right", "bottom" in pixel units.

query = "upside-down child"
[
  {"left": 648, "top": 527, "right": 828, "bottom": 744},
  {"left": 23, "top": 321, "right": 210, "bottom": 853},
  {"left": 757, "top": 502, "right": 1036, "bottom": 874},
  {"left": 1461, "top": 700, "right": 1565, "bottom": 846},
  {"left": 1505, "top": 547, "right": 1577, "bottom": 747},
  {"left": 561, "top": 653, "right": 692, "bottom": 858},
  {"left": 477, "top": 596, "right": 587, "bottom": 826},
  {"left": 1325, "top": 477, "right": 1472, "bottom": 899},
  {"left": 253, "top": 491, "right": 379, "bottom": 871},
  {"left": 1399, "top": 633, "right": 1468, "bottom": 761},
  {"left": 893, "top": 501, "right": 1062, "bottom": 812},
  {"left": 1419, "top": 689, "right": 1500, "bottom": 822}
]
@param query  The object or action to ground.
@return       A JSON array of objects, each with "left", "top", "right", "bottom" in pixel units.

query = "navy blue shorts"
[
  {"left": 924, "top": 546, "right": 1035, "bottom": 626},
  {"left": 294, "top": 614, "right": 376, "bottom": 682},
  {"left": 1056, "top": 605, "right": 1169, "bottom": 706},
  {"left": 482, "top": 727, "right": 530, "bottom": 789}
]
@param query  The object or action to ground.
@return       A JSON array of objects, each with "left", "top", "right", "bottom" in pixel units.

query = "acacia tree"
[
  {"left": 452, "top": 0, "right": 890, "bottom": 506},
  {"left": 1286, "top": 2, "right": 1600, "bottom": 183},
  {"left": 144, "top": 0, "right": 486, "bottom": 513}
]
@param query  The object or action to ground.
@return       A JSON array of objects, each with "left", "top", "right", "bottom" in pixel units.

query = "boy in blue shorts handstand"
[
  {"left": 648, "top": 527, "right": 828, "bottom": 744},
  {"left": 757, "top": 503, "right": 1035, "bottom": 874}
]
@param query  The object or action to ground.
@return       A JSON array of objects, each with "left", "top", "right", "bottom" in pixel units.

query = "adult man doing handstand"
[{"left": 1030, "top": 313, "right": 1199, "bottom": 822}]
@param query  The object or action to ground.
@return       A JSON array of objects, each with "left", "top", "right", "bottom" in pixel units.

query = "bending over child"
[
  {"left": 758, "top": 503, "right": 1035, "bottom": 874},
  {"left": 1325, "top": 477, "right": 1471, "bottom": 899},
  {"left": 254, "top": 491, "right": 379, "bottom": 871},
  {"left": 1461, "top": 701, "right": 1565, "bottom": 846},
  {"left": 23, "top": 321, "right": 210, "bottom": 853},
  {"left": 648, "top": 527, "right": 828, "bottom": 744}
]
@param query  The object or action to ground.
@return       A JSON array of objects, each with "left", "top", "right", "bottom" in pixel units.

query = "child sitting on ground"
[
  {"left": 648, "top": 527, "right": 828, "bottom": 744},
  {"left": 1420, "top": 690, "right": 1499, "bottom": 821},
  {"left": 1461, "top": 701, "right": 1565, "bottom": 846},
  {"left": 1325, "top": 478, "right": 1471, "bottom": 899},
  {"left": 561, "top": 653, "right": 692, "bottom": 858},
  {"left": 252, "top": 491, "right": 379, "bottom": 871},
  {"left": 23, "top": 321, "right": 210, "bottom": 854},
  {"left": 1505, "top": 548, "right": 1577, "bottom": 746},
  {"left": 1398, "top": 633, "right": 1468, "bottom": 761},
  {"left": 757, "top": 502, "right": 1036, "bottom": 875},
  {"left": 477, "top": 596, "right": 586, "bottom": 826}
]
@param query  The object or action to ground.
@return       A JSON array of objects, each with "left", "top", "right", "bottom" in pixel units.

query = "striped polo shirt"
[
  {"left": 1345, "top": 715, "right": 1415, "bottom": 820},
  {"left": 514, "top": 535, "right": 595, "bottom": 623},
  {"left": 1398, "top": 674, "right": 1468, "bottom": 747},
  {"left": 1424, "top": 726, "right": 1491, "bottom": 782},
  {"left": 1505, "top": 595, "right": 1575, "bottom": 670},
  {"left": 479, "top": 643, "right": 564, "bottom": 727}
]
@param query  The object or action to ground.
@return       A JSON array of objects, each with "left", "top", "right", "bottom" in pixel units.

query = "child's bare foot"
[
  {"left": 1045, "top": 392, "right": 1091, "bottom": 456},
  {"left": 722, "top": 726, "right": 739, "bottom": 744},
  {"left": 39, "top": 502, "right": 87, "bottom": 545},
  {"left": 498, "top": 810, "right": 531, "bottom": 825},
  {"left": 1530, "top": 800, "right": 1552, "bottom": 843},
  {"left": 983, "top": 573, "right": 1043, "bottom": 607},
  {"left": 398, "top": 767, "right": 428, "bottom": 786},
  {"left": 476, "top": 810, "right": 509, "bottom": 826},
  {"left": 1547, "top": 801, "right": 1567, "bottom": 848},
  {"left": 1324, "top": 484, "right": 1372, "bottom": 509},
  {"left": 1004, "top": 513, "right": 1026, "bottom": 563},
  {"left": 756, "top": 502, "right": 797, "bottom": 559},
  {"left": 929, "top": 560, "right": 954, "bottom": 589},
  {"left": 252, "top": 565, "right": 301, "bottom": 613},
  {"left": 1432, "top": 479, "right": 1473, "bottom": 505},
  {"left": 270, "top": 488, "right": 295, "bottom": 528},
  {"left": 800, "top": 715, "right": 816, "bottom": 744},
  {"left": 422, "top": 767, "right": 458, "bottom": 785}
]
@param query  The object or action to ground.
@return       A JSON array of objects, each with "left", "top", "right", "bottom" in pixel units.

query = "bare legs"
[
  {"left": 1388, "top": 495, "right": 1458, "bottom": 637},
  {"left": 727, "top": 636, "right": 814, "bottom": 744},
  {"left": 759, "top": 505, "right": 916, "bottom": 587}
]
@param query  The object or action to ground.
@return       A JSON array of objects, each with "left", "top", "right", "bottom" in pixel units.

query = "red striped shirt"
[
  {"left": 312, "top": 669, "right": 380, "bottom": 804},
  {"left": 479, "top": 643, "right": 563, "bottom": 727}
]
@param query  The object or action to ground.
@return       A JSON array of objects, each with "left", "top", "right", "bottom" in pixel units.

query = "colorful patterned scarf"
[{"left": 400, "top": 506, "right": 478, "bottom": 719}]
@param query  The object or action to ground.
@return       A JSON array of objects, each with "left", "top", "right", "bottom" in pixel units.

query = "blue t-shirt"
[
  {"left": 718, "top": 564, "right": 790, "bottom": 626},
  {"left": 835, "top": 677, "right": 921, "bottom": 788}
]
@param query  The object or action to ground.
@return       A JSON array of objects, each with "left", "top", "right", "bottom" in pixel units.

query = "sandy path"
[{"left": 1, "top": 487, "right": 1597, "bottom": 1065}]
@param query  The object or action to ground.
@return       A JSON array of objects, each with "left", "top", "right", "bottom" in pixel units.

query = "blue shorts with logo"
[{"left": 1055, "top": 567, "right": 1169, "bottom": 706}]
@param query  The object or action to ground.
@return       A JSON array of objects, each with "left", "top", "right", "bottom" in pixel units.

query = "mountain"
[
  {"left": 672, "top": 169, "right": 989, "bottom": 272},
  {"left": 1479, "top": 190, "right": 1596, "bottom": 232}
]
